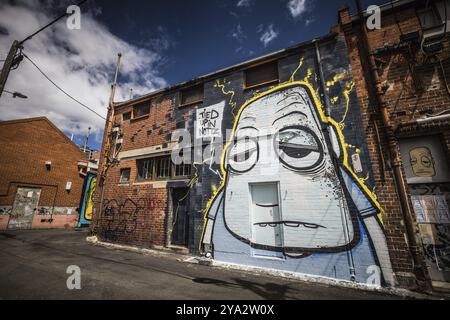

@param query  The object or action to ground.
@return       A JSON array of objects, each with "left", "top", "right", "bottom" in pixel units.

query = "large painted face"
[
  {"left": 409, "top": 147, "right": 436, "bottom": 177},
  {"left": 222, "top": 85, "right": 356, "bottom": 254}
]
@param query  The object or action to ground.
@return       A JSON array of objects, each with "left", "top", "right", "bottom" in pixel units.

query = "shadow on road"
[{"left": 192, "top": 277, "right": 294, "bottom": 299}]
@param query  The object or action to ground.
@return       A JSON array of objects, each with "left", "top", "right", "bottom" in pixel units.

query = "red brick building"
[
  {"left": 339, "top": 0, "right": 450, "bottom": 290},
  {"left": 0, "top": 117, "right": 89, "bottom": 230},
  {"left": 92, "top": 0, "right": 450, "bottom": 292}
]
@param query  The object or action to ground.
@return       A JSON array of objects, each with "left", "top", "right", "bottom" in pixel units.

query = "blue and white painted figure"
[{"left": 202, "top": 83, "right": 394, "bottom": 285}]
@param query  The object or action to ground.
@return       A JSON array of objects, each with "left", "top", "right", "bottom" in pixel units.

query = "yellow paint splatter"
[
  {"left": 339, "top": 81, "right": 355, "bottom": 127},
  {"left": 215, "top": 79, "right": 238, "bottom": 117},
  {"left": 326, "top": 73, "right": 348, "bottom": 88},
  {"left": 290, "top": 56, "right": 305, "bottom": 82},
  {"left": 303, "top": 68, "right": 313, "bottom": 82}
]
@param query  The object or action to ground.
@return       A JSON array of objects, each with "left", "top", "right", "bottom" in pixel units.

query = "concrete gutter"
[{"left": 86, "top": 236, "right": 447, "bottom": 300}]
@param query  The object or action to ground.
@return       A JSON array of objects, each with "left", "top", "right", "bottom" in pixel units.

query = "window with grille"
[
  {"left": 155, "top": 157, "right": 172, "bottom": 179},
  {"left": 244, "top": 61, "right": 279, "bottom": 89},
  {"left": 122, "top": 112, "right": 131, "bottom": 121},
  {"left": 174, "top": 163, "right": 192, "bottom": 177},
  {"left": 133, "top": 102, "right": 150, "bottom": 118},
  {"left": 137, "top": 158, "right": 153, "bottom": 181},
  {"left": 119, "top": 168, "right": 131, "bottom": 184}
]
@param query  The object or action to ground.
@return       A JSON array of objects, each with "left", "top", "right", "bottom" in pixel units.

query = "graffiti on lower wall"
[
  {"left": 99, "top": 197, "right": 157, "bottom": 242},
  {"left": 199, "top": 66, "right": 394, "bottom": 285}
]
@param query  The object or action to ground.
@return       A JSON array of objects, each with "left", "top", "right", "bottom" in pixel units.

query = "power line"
[
  {"left": 23, "top": 52, "right": 106, "bottom": 120},
  {"left": 20, "top": 0, "right": 88, "bottom": 45}
]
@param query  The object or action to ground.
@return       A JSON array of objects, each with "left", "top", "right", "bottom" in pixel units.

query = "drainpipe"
[
  {"left": 340, "top": 2, "right": 428, "bottom": 288},
  {"left": 315, "top": 41, "right": 356, "bottom": 281}
]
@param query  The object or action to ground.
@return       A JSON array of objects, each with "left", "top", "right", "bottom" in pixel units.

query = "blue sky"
[
  {"left": 96, "top": 0, "right": 386, "bottom": 86},
  {"left": 0, "top": 0, "right": 387, "bottom": 151}
]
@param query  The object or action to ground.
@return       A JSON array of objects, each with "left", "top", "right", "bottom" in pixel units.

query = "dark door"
[{"left": 171, "top": 188, "right": 190, "bottom": 247}]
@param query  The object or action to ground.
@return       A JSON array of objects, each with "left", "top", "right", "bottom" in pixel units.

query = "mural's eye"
[
  {"left": 421, "top": 156, "right": 432, "bottom": 167},
  {"left": 410, "top": 157, "right": 417, "bottom": 166},
  {"left": 275, "top": 125, "right": 324, "bottom": 172},
  {"left": 228, "top": 136, "right": 259, "bottom": 173}
]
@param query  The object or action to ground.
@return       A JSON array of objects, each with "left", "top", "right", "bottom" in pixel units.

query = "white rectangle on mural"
[
  {"left": 196, "top": 101, "right": 225, "bottom": 139},
  {"left": 412, "top": 195, "right": 450, "bottom": 224}
]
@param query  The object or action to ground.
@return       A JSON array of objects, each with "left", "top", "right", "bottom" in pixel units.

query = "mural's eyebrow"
[
  {"left": 236, "top": 116, "right": 257, "bottom": 131},
  {"left": 236, "top": 126, "right": 259, "bottom": 133},
  {"left": 272, "top": 111, "right": 307, "bottom": 126},
  {"left": 277, "top": 92, "right": 303, "bottom": 106}
]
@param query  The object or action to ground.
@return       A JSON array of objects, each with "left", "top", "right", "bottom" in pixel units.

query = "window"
[
  {"left": 133, "top": 102, "right": 150, "bottom": 118},
  {"left": 180, "top": 84, "right": 204, "bottom": 107},
  {"left": 137, "top": 158, "right": 153, "bottom": 181},
  {"left": 244, "top": 61, "right": 279, "bottom": 89},
  {"left": 155, "top": 157, "right": 172, "bottom": 179},
  {"left": 174, "top": 163, "right": 192, "bottom": 177},
  {"left": 119, "top": 168, "right": 131, "bottom": 184},
  {"left": 122, "top": 112, "right": 131, "bottom": 121}
]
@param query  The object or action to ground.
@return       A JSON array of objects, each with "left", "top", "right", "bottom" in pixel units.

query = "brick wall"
[
  {"left": 339, "top": 2, "right": 450, "bottom": 288},
  {"left": 0, "top": 117, "right": 88, "bottom": 229}
]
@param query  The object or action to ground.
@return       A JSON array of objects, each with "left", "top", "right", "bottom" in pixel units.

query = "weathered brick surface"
[
  {"left": 339, "top": 3, "right": 450, "bottom": 287},
  {"left": 0, "top": 117, "right": 88, "bottom": 229}
]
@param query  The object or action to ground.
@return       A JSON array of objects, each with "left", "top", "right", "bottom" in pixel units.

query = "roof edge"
[
  {"left": 0, "top": 116, "right": 88, "bottom": 160},
  {"left": 113, "top": 32, "right": 338, "bottom": 109}
]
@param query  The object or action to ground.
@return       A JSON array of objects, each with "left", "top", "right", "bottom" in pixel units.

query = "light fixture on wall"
[{"left": 45, "top": 161, "right": 52, "bottom": 170}]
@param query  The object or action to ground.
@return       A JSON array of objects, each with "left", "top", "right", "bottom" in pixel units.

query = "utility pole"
[
  {"left": 0, "top": 0, "right": 88, "bottom": 98},
  {"left": 83, "top": 126, "right": 92, "bottom": 153},
  {"left": 94, "top": 53, "right": 122, "bottom": 232},
  {"left": 0, "top": 40, "right": 22, "bottom": 98}
]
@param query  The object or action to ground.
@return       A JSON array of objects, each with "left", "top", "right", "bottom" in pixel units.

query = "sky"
[{"left": 0, "top": 0, "right": 386, "bottom": 151}]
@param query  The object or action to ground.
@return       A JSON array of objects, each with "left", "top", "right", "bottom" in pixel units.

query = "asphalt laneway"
[{"left": 0, "top": 229, "right": 418, "bottom": 300}]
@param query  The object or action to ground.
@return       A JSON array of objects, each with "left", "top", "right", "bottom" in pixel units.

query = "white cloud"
[
  {"left": 0, "top": 1, "right": 168, "bottom": 144},
  {"left": 237, "top": 0, "right": 253, "bottom": 8},
  {"left": 231, "top": 23, "right": 246, "bottom": 42},
  {"left": 259, "top": 24, "right": 279, "bottom": 47},
  {"left": 287, "top": 0, "right": 310, "bottom": 18},
  {"left": 305, "top": 18, "right": 314, "bottom": 26}
]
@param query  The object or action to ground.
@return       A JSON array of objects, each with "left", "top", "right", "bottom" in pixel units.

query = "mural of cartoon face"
[
  {"left": 219, "top": 85, "right": 358, "bottom": 254},
  {"left": 410, "top": 147, "right": 436, "bottom": 177}
]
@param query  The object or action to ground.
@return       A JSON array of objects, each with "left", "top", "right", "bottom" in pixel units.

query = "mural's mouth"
[{"left": 253, "top": 221, "right": 327, "bottom": 229}]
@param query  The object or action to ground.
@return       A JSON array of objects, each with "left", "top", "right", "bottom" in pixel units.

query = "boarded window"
[
  {"left": 155, "top": 157, "right": 172, "bottom": 179},
  {"left": 244, "top": 61, "right": 279, "bottom": 89},
  {"left": 119, "top": 168, "right": 131, "bottom": 184},
  {"left": 122, "top": 112, "right": 131, "bottom": 121},
  {"left": 180, "top": 84, "right": 204, "bottom": 106},
  {"left": 133, "top": 102, "right": 150, "bottom": 118},
  {"left": 137, "top": 158, "right": 153, "bottom": 181}
]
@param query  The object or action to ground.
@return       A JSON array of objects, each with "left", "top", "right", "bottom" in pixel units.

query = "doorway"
[
  {"left": 249, "top": 182, "right": 284, "bottom": 258},
  {"left": 8, "top": 187, "right": 41, "bottom": 230},
  {"left": 171, "top": 188, "right": 190, "bottom": 247}
]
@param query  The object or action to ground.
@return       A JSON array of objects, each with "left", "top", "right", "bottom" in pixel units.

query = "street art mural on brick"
[
  {"left": 200, "top": 75, "right": 394, "bottom": 285},
  {"left": 79, "top": 174, "right": 96, "bottom": 226}
]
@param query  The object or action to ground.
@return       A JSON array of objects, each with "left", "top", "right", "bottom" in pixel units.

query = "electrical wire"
[
  {"left": 19, "top": 0, "right": 88, "bottom": 45},
  {"left": 23, "top": 53, "right": 106, "bottom": 120}
]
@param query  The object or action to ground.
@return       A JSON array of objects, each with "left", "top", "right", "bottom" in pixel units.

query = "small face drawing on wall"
[
  {"left": 203, "top": 84, "right": 381, "bottom": 256},
  {"left": 410, "top": 147, "right": 436, "bottom": 177}
]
